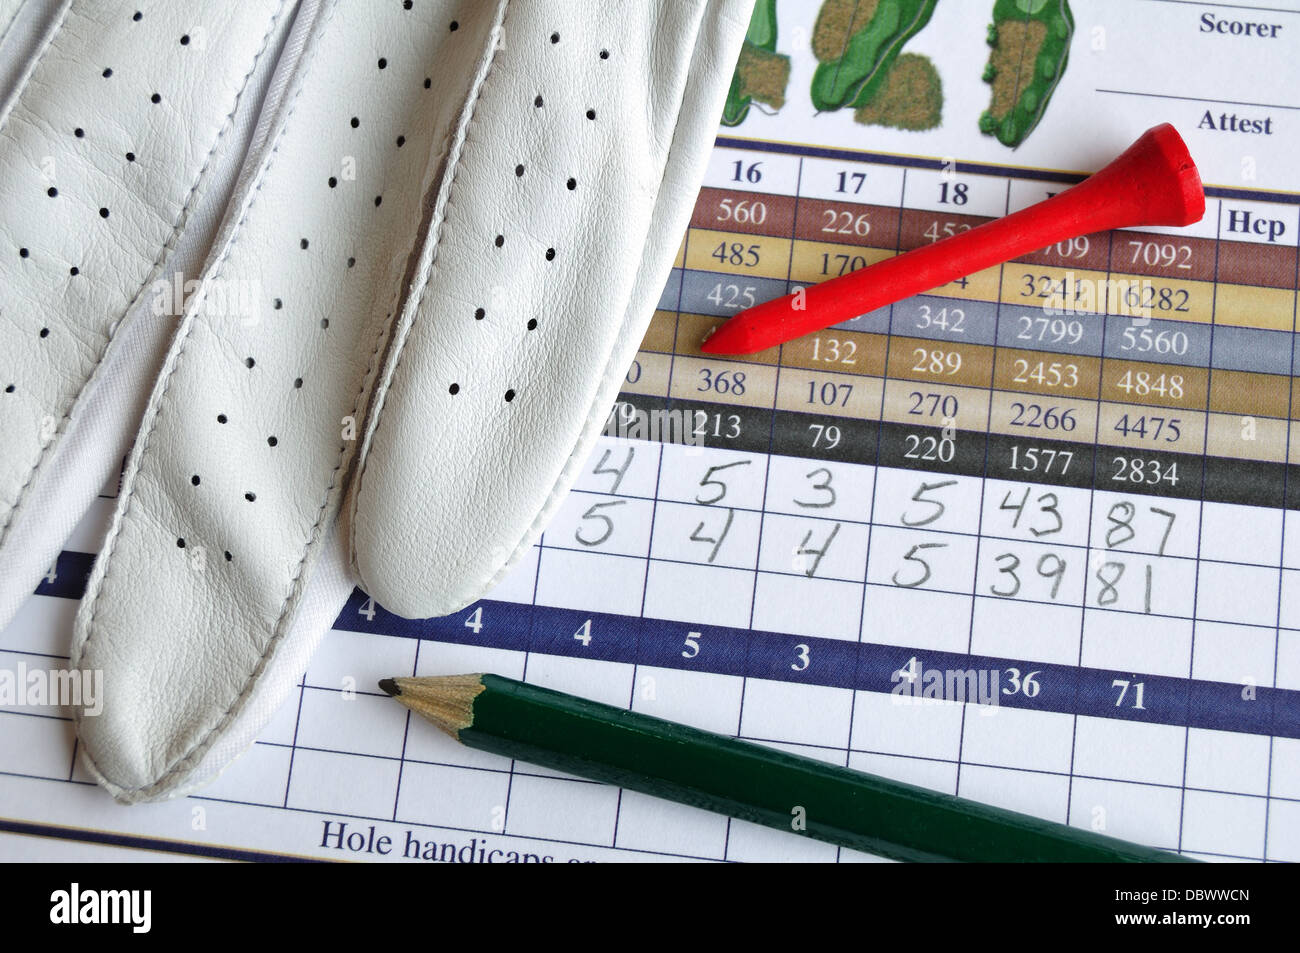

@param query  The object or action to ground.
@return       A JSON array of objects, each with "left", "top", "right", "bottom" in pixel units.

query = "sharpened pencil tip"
[{"left": 378, "top": 678, "right": 401, "bottom": 697}]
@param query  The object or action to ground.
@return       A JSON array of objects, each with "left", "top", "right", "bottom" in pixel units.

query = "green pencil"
[{"left": 379, "top": 673, "right": 1193, "bottom": 863}]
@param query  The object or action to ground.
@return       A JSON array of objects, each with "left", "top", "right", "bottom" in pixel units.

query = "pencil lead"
[{"left": 378, "top": 674, "right": 487, "bottom": 739}]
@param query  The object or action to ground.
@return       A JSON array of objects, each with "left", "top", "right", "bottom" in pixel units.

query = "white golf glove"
[{"left": 0, "top": 0, "right": 750, "bottom": 801}]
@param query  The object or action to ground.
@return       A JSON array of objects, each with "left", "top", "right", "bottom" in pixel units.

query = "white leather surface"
[
  {"left": 0, "top": 0, "right": 299, "bottom": 634},
  {"left": 0, "top": 0, "right": 751, "bottom": 803},
  {"left": 0, "top": 0, "right": 57, "bottom": 122},
  {"left": 0, "top": 0, "right": 26, "bottom": 48},
  {"left": 351, "top": 0, "right": 752, "bottom": 618},
  {"left": 73, "top": 0, "right": 504, "bottom": 801},
  {"left": 0, "top": 0, "right": 287, "bottom": 616}
]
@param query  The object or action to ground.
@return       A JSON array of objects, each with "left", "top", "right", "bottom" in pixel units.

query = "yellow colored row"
[{"left": 675, "top": 230, "right": 1297, "bottom": 332}]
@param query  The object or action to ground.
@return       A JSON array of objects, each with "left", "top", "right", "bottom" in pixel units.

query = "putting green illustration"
[
  {"left": 719, "top": 0, "right": 1071, "bottom": 142},
  {"left": 810, "top": 0, "right": 938, "bottom": 112},
  {"left": 722, "top": 0, "right": 791, "bottom": 126},
  {"left": 980, "top": 0, "right": 1074, "bottom": 147}
]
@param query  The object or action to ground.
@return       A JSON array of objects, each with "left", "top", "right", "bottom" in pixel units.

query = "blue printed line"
[
  {"left": 333, "top": 593, "right": 1300, "bottom": 742},
  {"left": 31, "top": 551, "right": 1300, "bottom": 740}
]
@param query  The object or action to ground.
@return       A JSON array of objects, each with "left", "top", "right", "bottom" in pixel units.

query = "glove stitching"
[
  {"left": 0, "top": 0, "right": 72, "bottom": 137},
  {"left": 0, "top": 0, "right": 291, "bottom": 552},
  {"left": 348, "top": 0, "right": 511, "bottom": 572},
  {"left": 73, "top": 0, "right": 413, "bottom": 800},
  {"left": 461, "top": 0, "right": 717, "bottom": 602},
  {"left": 75, "top": 0, "right": 352, "bottom": 801},
  {"left": 0, "top": 0, "right": 27, "bottom": 53},
  {"left": 0, "top": 0, "right": 74, "bottom": 537},
  {"left": 353, "top": 0, "right": 713, "bottom": 607}
]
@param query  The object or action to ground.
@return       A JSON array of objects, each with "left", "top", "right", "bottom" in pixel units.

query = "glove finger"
[
  {"left": 71, "top": 0, "right": 502, "bottom": 801},
  {"left": 350, "top": 0, "right": 752, "bottom": 618},
  {"left": 0, "top": 0, "right": 291, "bottom": 630}
]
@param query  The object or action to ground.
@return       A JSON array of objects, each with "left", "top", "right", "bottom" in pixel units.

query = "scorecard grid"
[{"left": 2, "top": 137, "right": 1300, "bottom": 863}]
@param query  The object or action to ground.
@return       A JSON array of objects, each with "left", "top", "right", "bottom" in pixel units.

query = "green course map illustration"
[
  {"left": 980, "top": 0, "right": 1074, "bottom": 147},
  {"left": 810, "top": 0, "right": 938, "bottom": 116},
  {"left": 721, "top": 0, "right": 1072, "bottom": 146},
  {"left": 723, "top": 0, "right": 791, "bottom": 126}
]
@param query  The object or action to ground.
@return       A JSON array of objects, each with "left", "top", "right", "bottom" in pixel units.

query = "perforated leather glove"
[{"left": 0, "top": 0, "right": 750, "bottom": 802}]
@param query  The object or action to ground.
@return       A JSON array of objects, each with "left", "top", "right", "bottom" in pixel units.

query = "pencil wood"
[{"left": 380, "top": 673, "right": 1194, "bottom": 863}]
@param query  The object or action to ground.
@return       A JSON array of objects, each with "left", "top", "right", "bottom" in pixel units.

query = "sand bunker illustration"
[
  {"left": 723, "top": 0, "right": 791, "bottom": 126},
  {"left": 854, "top": 51, "right": 942, "bottom": 130},
  {"left": 980, "top": 0, "right": 1074, "bottom": 147},
  {"left": 722, "top": 0, "right": 1071, "bottom": 141},
  {"left": 811, "top": 0, "right": 938, "bottom": 114}
]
